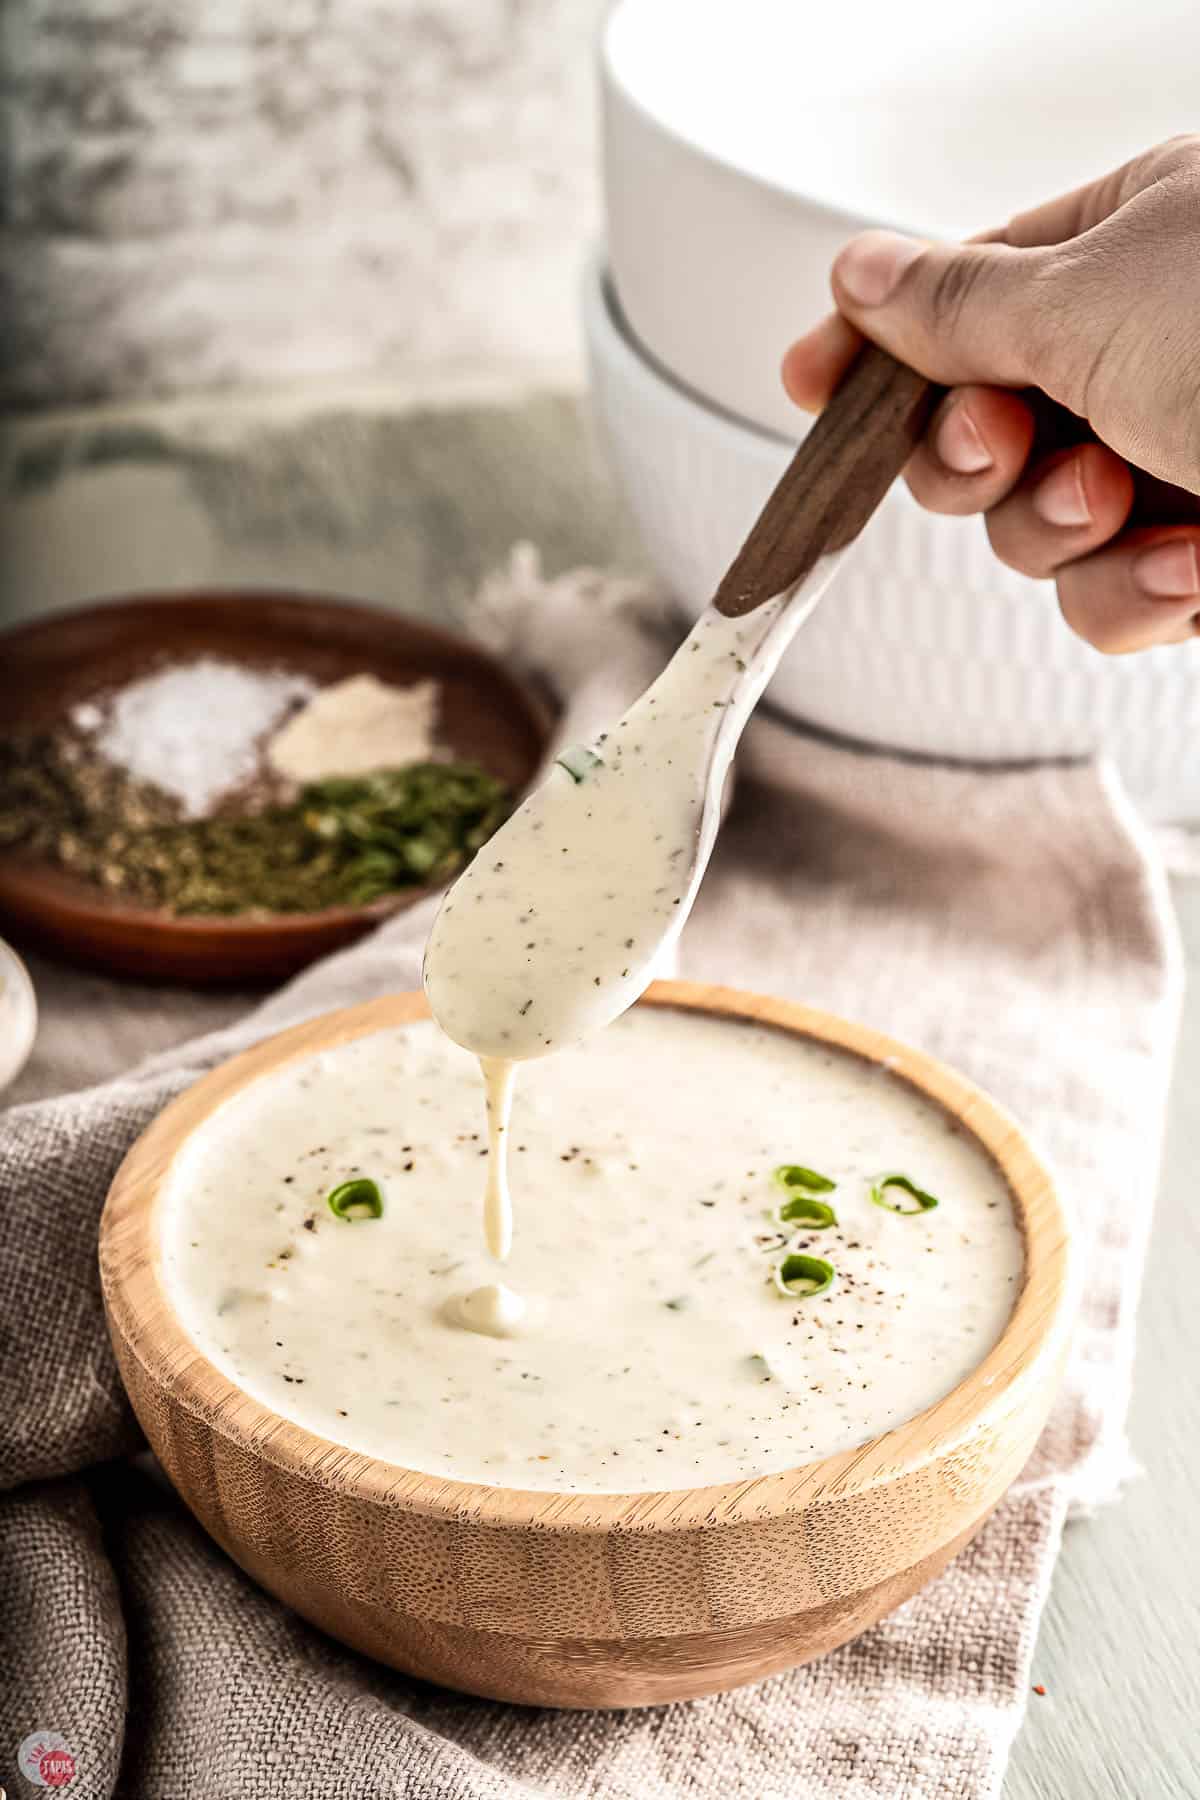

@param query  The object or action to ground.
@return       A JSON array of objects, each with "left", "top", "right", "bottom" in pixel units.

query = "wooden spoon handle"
[{"left": 713, "top": 347, "right": 940, "bottom": 617}]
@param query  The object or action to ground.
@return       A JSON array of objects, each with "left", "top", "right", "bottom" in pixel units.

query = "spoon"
[{"left": 424, "top": 347, "right": 936, "bottom": 1067}]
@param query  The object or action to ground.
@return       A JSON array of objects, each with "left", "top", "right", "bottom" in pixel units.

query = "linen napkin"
[{"left": 0, "top": 550, "right": 1182, "bottom": 1800}]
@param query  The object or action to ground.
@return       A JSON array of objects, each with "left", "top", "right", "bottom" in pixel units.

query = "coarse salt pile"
[{"left": 76, "top": 660, "right": 316, "bottom": 818}]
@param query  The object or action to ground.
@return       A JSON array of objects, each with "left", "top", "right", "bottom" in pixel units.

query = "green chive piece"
[
  {"left": 663, "top": 1295, "right": 689, "bottom": 1312},
  {"left": 870, "top": 1173, "right": 939, "bottom": 1216},
  {"left": 326, "top": 1177, "right": 384, "bottom": 1222},
  {"left": 555, "top": 745, "right": 604, "bottom": 784},
  {"left": 773, "top": 1164, "right": 837, "bottom": 1195},
  {"left": 777, "top": 1194, "right": 838, "bottom": 1229},
  {"left": 773, "top": 1253, "right": 835, "bottom": 1299}
]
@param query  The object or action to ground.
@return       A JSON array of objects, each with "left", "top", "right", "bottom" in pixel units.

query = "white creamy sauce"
[
  {"left": 423, "top": 598, "right": 797, "bottom": 1066},
  {"left": 160, "top": 1009, "right": 1023, "bottom": 1492},
  {"left": 446, "top": 1281, "right": 533, "bottom": 1339},
  {"left": 479, "top": 1056, "right": 516, "bottom": 1260}
]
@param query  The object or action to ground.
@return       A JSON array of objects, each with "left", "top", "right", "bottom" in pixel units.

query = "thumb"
[{"left": 830, "top": 230, "right": 1052, "bottom": 392}]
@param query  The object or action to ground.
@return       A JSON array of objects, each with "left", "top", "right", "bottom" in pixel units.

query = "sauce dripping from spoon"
[
  {"left": 480, "top": 1055, "right": 516, "bottom": 1261},
  {"left": 425, "top": 588, "right": 823, "bottom": 1316}
]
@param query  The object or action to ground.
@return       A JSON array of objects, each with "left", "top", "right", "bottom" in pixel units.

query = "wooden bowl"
[
  {"left": 0, "top": 590, "right": 550, "bottom": 984},
  {"left": 99, "top": 983, "right": 1072, "bottom": 1709}
]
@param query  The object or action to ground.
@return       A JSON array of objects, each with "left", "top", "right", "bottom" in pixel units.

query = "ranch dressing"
[
  {"left": 424, "top": 598, "right": 795, "bottom": 1065},
  {"left": 479, "top": 1056, "right": 516, "bottom": 1260},
  {"left": 160, "top": 1009, "right": 1023, "bottom": 1493}
]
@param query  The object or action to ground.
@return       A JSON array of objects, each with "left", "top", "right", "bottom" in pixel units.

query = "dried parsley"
[{"left": 0, "top": 732, "right": 511, "bottom": 916}]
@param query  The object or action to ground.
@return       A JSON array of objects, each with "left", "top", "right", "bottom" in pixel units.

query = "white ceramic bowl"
[
  {"left": 603, "top": 0, "right": 1200, "bottom": 440},
  {"left": 584, "top": 259, "right": 1200, "bottom": 822},
  {"left": 0, "top": 938, "right": 37, "bottom": 1093}
]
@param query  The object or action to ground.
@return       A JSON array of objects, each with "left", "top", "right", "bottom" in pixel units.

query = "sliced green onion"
[
  {"left": 773, "top": 1164, "right": 837, "bottom": 1195},
  {"left": 555, "top": 745, "right": 604, "bottom": 784},
  {"left": 326, "top": 1177, "right": 384, "bottom": 1221},
  {"left": 777, "top": 1194, "right": 837, "bottom": 1229},
  {"left": 869, "top": 1173, "right": 939, "bottom": 1216},
  {"left": 773, "top": 1253, "right": 835, "bottom": 1299}
]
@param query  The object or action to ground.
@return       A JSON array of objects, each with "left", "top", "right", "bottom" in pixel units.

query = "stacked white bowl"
[{"left": 588, "top": 0, "right": 1200, "bottom": 821}]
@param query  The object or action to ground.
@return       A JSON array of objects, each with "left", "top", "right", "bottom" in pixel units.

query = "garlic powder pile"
[{"left": 266, "top": 674, "right": 439, "bottom": 783}]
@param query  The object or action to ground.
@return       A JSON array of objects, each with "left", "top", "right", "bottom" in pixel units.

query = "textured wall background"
[{"left": 0, "top": 0, "right": 603, "bottom": 410}]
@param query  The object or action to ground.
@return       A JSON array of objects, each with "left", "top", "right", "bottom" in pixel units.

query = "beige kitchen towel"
[{"left": 0, "top": 552, "right": 1182, "bottom": 1800}]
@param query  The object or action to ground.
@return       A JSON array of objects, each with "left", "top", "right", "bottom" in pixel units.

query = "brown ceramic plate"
[{"left": 0, "top": 590, "right": 551, "bottom": 984}]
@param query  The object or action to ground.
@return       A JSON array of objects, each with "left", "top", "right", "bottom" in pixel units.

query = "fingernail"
[
  {"left": 1134, "top": 539, "right": 1200, "bottom": 597},
  {"left": 935, "top": 401, "right": 993, "bottom": 475},
  {"left": 1033, "top": 459, "right": 1091, "bottom": 528},
  {"left": 835, "top": 230, "right": 924, "bottom": 308}
]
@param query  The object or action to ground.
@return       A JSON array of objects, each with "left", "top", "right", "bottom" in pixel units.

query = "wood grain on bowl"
[
  {"left": 99, "top": 982, "right": 1073, "bottom": 1709},
  {"left": 0, "top": 590, "right": 550, "bottom": 983}
]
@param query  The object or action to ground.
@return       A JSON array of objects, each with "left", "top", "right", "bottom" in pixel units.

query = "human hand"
[{"left": 782, "top": 136, "right": 1200, "bottom": 653}]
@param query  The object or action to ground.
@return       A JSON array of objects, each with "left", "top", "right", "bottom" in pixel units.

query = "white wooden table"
[{"left": 1004, "top": 879, "right": 1199, "bottom": 1800}]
